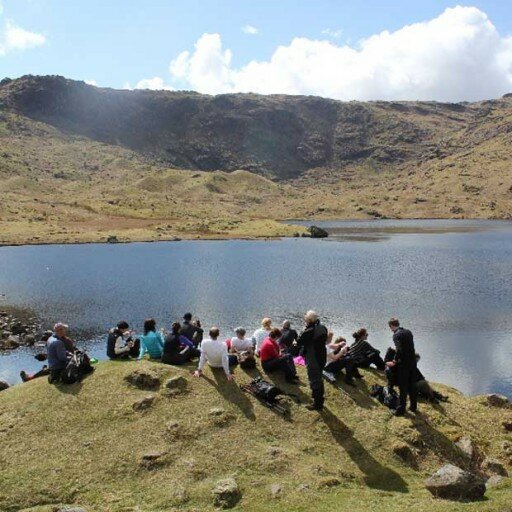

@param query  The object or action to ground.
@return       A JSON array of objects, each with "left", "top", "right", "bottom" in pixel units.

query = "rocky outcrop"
[
  {"left": 0, "top": 310, "right": 41, "bottom": 351},
  {"left": 481, "top": 458, "right": 508, "bottom": 477},
  {"left": 0, "top": 380, "right": 9, "bottom": 391},
  {"left": 125, "top": 369, "right": 161, "bottom": 390},
  {"left": 485, "top": 394, "right": 510, "bottom": 408},
  {"left": 425, "top": 464, "right": 486, "bottom": 501},
  {"left": 212, "top": 478, "right": 241, "bottom": 509},
  {"left": 308, "top": 225, "right": 329, "bottom": 238}
]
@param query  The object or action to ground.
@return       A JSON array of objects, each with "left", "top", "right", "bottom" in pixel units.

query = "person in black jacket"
[
  {"left": 180, "top": 313, "right": 203, "bottom": 347},
  {"left": 163, "top": 322, "right": 201, "bottom": 365},
  {"left": 107, "top": 321, "right": 140, "bottom": 360},
  {"left": 296, "top": 310, "right": 328, "bottom": 411},
  {"left": 386, "top": 318, "right": 418, "bottom": 416},
  {"left": 279, "top": 320, "right": 298, "bottom": 353}
]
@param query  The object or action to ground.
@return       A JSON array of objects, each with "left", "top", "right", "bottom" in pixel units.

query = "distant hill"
[{"left": 1, "top": 75, "right": 512, "bottom": 245}]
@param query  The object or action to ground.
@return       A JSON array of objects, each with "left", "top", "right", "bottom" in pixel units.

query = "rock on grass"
[
  {"left": 425, "top": 464, "right": 486, "bottom": 501},
  {"left": 132, "top": 395, "right": 155, "bottom": 411},
  {"left": 125, "top": 368, "right": 161, "bottom": 390},
  {"left": 481, "top": 457, "right": 509, "bottom": 477},
  {"left": 212, "top": 478, "right": 241, "bottom": 509}
]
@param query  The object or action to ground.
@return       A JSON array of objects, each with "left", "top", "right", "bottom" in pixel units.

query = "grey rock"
[
  {"left": 212, "top": 477, "right": 241, "bottom": 509},
  {"left": 456, "top": 436, "right": 475, "bottom": 460},
  {"left": 502, "top": 421, "right": 512, "bottom": 432},
  {"left": 107, "top": 235, "right": 119, "bottom": 243},
  {"left": 54, "top": 507, "right": 87, "bottom": 512},
  {"left": 165, "top": 376, "right": 188, "bottom": 390},
  {"left": 24, "top": 334, "right": 36, "bottom": 345},
  {"left": 308, "top": 225, "right": 328, "bottom": 238},
  {"left": 209, "top": 407, "right": 226, "bottom": 416},
  {"left": 125, "top": 369, "right": 161, "bottom": 390},
  {"left": 481, "top": 458, "right": 509, "bottom": 477},
  {"left": 485, "top": 394, "right": 509, "bottom": 408},
  {"left": 425, "top": 464, "right": 486, "bottom": 501},
  {"left": 132, "top": 395, "right": 155, "bottom": 411},
  {"left": 270, "top": 483, "right": 283, "bottom": 498},
  {"left": 0, "top": 380, "right": 9, "bottom": 391},
  {"left": 486, "top": 475, "right": 505, "bottom": 489}
]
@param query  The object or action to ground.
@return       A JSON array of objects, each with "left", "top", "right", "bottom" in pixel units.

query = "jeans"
[
  {"left": 305, "top": 351, "right": 326, "bottom": 408},
  {"left": 262, "top": 354, "right": 296, "bottom": 380},
  {"left": 396, "top": 365, "right": 418, "bottom": 413}
]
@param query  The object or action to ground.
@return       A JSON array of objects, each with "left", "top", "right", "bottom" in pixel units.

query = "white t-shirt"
[
  {"left": 198, "top": 338, "right": 230, "bottom": 375},
  {"left": 231, "top": 336, "right": 254, "bottom": 353},
  {"left": 252, "top": 328, "right": 270, "bottom": 351}
]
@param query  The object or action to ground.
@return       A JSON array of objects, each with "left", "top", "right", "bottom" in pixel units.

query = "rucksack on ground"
[{"left": 61, "top": 351, "right": 94, "bottom": 384}]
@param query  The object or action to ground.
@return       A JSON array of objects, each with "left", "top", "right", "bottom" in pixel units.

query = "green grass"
[{"left": 0, "top": 361, "right": 510, "bottom": 511}]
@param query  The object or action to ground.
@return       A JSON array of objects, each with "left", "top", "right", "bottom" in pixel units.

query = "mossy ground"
[{"left": 0, "top": 361, "right": 510, "bottom": 511}]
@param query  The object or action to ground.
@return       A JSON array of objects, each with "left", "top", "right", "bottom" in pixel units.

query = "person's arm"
[
  {"left": 221, "top": 344, "right": 232, "bottom": 379},
  {"left": 114, "top": 336, "right": 130, "bottom": 355},
  {"left": 393, "top": 331, "right": 402, "bottom": 364},
  {"left": 179, "top": 335, "right": 194, "bottom": 349},
  {"left": 56, "top": 340, "right": 69, "bottom": 363},
  {"left": 157, "top": 332, "right": 165, "bottom": 350},
  {"left": 197, "top": 346, "right": 207, "bottom": 372},
  {"left": 296, "top": 328, "right": 312, "bottom": 348},
  {"left": 138, "top": 338, "right": 147, "bottom": 360}
]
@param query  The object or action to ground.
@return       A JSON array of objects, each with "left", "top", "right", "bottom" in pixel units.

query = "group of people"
[{"left": 26, "top": 310, "right": 425, "bottom": 416}]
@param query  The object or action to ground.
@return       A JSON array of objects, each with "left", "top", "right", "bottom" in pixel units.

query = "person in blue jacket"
[{"left": 138, "top": 318, "right": 164, "bottom": 360}]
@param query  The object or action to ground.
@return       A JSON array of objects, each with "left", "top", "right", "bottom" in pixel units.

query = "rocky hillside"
[
  {"left": 2, "top": 75, "right": 509, "bottom": 180},
  {"left": 0, "top": 361, "right": 511, "bottom": 511}
]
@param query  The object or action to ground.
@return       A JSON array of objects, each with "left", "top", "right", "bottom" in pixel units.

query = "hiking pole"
[{"left": 323, "top": 372, "right": 356, "bottom": 403}]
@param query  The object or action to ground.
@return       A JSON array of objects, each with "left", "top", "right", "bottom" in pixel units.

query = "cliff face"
[{"left": 0, "top": 75, "right": 493, "bottom": 179}]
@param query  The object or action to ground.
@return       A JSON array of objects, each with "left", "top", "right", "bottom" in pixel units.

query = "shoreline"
[{"left": 0, "top": 216, "right": 510, "bottom": 249}]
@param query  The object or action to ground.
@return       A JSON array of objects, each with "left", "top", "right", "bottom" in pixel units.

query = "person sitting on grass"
[
  {"left": 107, "top": 321, "right": 140, "bottom": 360},
  {"left": 323, "top": 335, "right": 349, "bottom": 378},
  {"left": 252, "top": 317, "right": 272, "bottom": 355},
  {"left": 138, "top": 318, "right": 164, "bottom": 360},
  {"left": 230, "top": 327, "right": 256, "bottom": 369},
  {"left": 193, "top": 327, "right": 235, "bottom": 380},
  {"left": 279, "top": 320, "right": 298, "bottom": 353},
  {"left": 20, "top": 331, "right": 53, "bottom": 382},
  {"left": 47, "top": 322, "right": 75, "bottom": 383},
  {"left": 162, "top": 321, "right": 200, "bottom": 365},
  {"left": 180, "top": 312, "right": 203, "bottom": 347},
  {"left": 344, "top": 328, "right": 385, "bottom": 385},
  {"left": 260, "top": 327, "right": 299, "bottom": 384}
]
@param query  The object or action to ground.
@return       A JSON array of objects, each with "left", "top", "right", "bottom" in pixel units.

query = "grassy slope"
[{"left": 0, "top": 361, "right": 510, "bottom": 512}]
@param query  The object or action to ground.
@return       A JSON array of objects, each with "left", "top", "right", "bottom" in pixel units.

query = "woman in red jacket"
[{"left": 260, "top": 328, "right": 299, "bottom": 383}]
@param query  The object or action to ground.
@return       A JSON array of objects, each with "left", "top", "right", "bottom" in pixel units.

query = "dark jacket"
[
  {"left": 107, "top": 328, "right": 122, "bottom": 359},
  {"left": 392, "top": 327, "right": 416, "bottom": 368},
  {"left": 180, "top": 321, "right": 202, "bottom": 345},
  {"left": 162, "top": 333, "right": 181, "bottom": 363},
  {"left": 279, "top": 327, "right": 298, "bottom": 349},
  {"left": 297, "top": 320, "right": 328, "bottom": 363}
]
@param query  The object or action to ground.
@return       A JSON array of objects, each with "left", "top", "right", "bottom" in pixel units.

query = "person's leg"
[
  {"left": 306, "top": 354, "right": 325, "bottom": 410},
  {"left": 395, "top": 369, "right": 408, "bottom": 415},
  {"left": 369, "top": 353, "right": 386, "bottom": 371},
  {"left": 262, "top": 358, "right": 281, "bottom": 374},
  {"left": 48, "top": 369, "right": 62, "bottom": 384},
  {"left": 324, "top": 359, "right": 343, "bottom": 376},
  {"left": 408, "top": 369, "right": 418, "bottom": 412},
  {"left": 344, "top": 358, "right": 358, "bottom": 385},
  {"left": 279, "top": 354, "right": 297, "bottom": 381},
  {"left": 228, "top": 354, "right": 239, "bottom": 367}
]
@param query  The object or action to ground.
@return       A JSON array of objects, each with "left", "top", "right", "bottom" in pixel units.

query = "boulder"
[
  {"left": 318, "top": 477, "right": 341, "bottom": 488},
  {"left": 0, "top": 380, "right": 9, "bottom": 391},
  {"left": 212, "top": 478, "right": 241, "bottom": 509},
  {"left": 503, "top": 421, "right": 512, "bottom": 432},
  {"left": 424, "top": 464, "right": 486, "bottom": 501},
  {"left": 165, "top": 376, "right": 188, "bottom": 390},
  {"left": 486, "top": 475, "right": 505, "bottom": 489},
  {"left": 4, "top": 335, "right": 20, "bottom": 349},
  {"left": 481, "top": 458, "right": 508, "bottom": 477},
  {"left": 456, "top": 436, "right": 475, "bottom": 460},
  {"left": 125, "top": 369, "right": 161, "bottom": 390},
  {"left": 308, "top": 225, "right": 328, "bottom": 238},
  {"left": 24, "top": 334, "right": 36, "bottom": 345},
  {"left": 107, "top": 235, "right": 119, "bottom": 243},
  {"left": 209, "top": 407, "right": 226, "bottom": 416},
  {"left": 132, "top": 395, "right": 155, "bottom": 411},
  {"left": 140, "top": 450, "right": 167, "bottom": 469},
  {"left": 485, "top": 394, "right": 509, "bottom": 408},
  {"left": 270, "top": 483, "right": 283, "bottom": 498}
]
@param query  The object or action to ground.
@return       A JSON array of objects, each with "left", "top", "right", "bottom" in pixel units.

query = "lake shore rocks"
[{"left": 0, "top": 309, "right": 42, "bottom": 351}]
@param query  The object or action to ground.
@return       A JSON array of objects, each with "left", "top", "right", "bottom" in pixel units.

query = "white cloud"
[
  {"left": 85, "top": 79, "right": 98, "bottom": 86},
  {"left": 321, "top": 28, "right": 342, "bottom": 39},
  {"left": 0, "top": 21, "right": 46, "bottom": 55},
  {"left": 242, "top": 24, "right": 259, "bottom": 35},
  {"left": 124, "top": 76, "right": 174, "bottom": 91},
  {"left": 168, "top": 6, "right": 512, "bottom": 102}
]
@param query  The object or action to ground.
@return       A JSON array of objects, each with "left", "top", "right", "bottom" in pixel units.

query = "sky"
[{"left": 1, "top": 0, "right": 512, "bottom": 101}]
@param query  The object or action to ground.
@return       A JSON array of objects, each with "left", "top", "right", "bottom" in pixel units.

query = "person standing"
[
  {"left": 296, "top": 310, "right": 328, "bottom": 411},
  {"left": 386, "top": 318, "right": 418, "bottom": 416}
]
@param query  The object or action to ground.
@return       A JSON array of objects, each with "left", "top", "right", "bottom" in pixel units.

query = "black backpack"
[
  {"left": 61, "top": 351, "right": 93, "bottom": 384},
  {"left": 250, "top": 377, "right": 283, "bottom": 403},
  {"left": 370, "top": 384, "right": 399, "bottom": 410}
]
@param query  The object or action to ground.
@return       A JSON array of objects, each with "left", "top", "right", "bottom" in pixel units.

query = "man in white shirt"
[
  {"left": 193, "top": 327, "right": 235, "bottom": 381},
  {"left": 230, "top": 327, "right": 255, "bottom": 354}
]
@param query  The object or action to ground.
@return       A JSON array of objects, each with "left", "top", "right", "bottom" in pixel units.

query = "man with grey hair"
[
  {"left": 296, "top": 310, "right": 328, "bottom": 411},
  {"left": 47, "top": 323, "right": 75, "bottom": 383}
]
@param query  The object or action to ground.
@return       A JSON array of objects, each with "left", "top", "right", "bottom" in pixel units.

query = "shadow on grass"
[
  {"left": 320, "top": 407, "right": 409, "bottom": 493},
  {"left": 202, "top": 369, "right": 256, "bottom": 421}
]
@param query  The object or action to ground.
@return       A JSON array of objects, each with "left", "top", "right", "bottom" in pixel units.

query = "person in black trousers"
[
  {"left": 296, "top": 310, "right": 328, "bottom": 411},
  {"left": 386, "top": 318, "right": 418, "bottom": 416},
  {"left": 162, "top": 322, "right": 201, "bottom": 365}
]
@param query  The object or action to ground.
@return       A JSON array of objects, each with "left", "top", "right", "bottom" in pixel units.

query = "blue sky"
[{"left": 1, "top": 0, "right": 512, "bottom": 101}]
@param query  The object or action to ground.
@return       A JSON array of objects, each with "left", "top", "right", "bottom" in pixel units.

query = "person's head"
[
  {"left": 261, "top": 317, "right": 272, "bottom": 330},
  {"left": 282, "top": 320, "right": 291, "bottom": 329},
  {"left": 117, "top": 321, "right": 129, "bottom": 334},
  {"left": 53, "top": 322, "right": 68, "bottom": 338},
  {"left": 269, "top": 327, "right": 282, "bottom": 340},
  {"left": 335, "top": 336, "right": 346, "bottom": 345},
  {"left": 209, "top": 326, "right": 220, "bottom": 340},
  {"left": 235, "top": 327, "right": 246, "bottom": 339},
  {"left": 171, "top": 321, "right": 181, "bottom": 334},
  {"left": 144, "top": 318, "right": 156, "bottom": 335},
  {"left": 192, "top": 317, "right": 201, "bottom": 328},
  {"left": 388, "top": 317, "right": 400, "bottom": 332},
  {"left": 353, "top": 328, "right": 368, "bottom": 341},
  {"left": 183, "top": 312, "right": 192, "bottom": 322},
  {"left": 304, "top": 310, "right": 318, "bottom": 326}
]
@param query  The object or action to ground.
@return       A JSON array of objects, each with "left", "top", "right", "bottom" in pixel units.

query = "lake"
[{"left": 1, "top": 219, "right": 511, "bottom": 398}]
